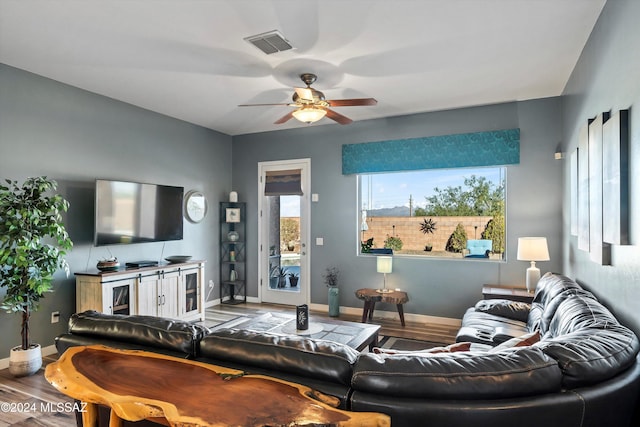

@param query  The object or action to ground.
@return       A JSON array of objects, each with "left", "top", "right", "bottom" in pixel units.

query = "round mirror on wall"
[{"left": 184, "top": 190, "right": 207, "bottom": 223}]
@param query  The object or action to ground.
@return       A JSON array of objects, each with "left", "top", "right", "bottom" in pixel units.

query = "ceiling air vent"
[{"left": 244, "top": 30, "right": 293, "bottom": 55}]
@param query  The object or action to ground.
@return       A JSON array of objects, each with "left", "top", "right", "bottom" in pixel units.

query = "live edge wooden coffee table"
[{"left": 45, "top": 345, "right": 390, "bottom": 427}]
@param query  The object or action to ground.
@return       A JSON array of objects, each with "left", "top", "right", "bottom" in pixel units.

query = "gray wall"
[
  {"left": 561, "top": 0, "right": 640, "bottom": 337},
  {"left": 0, "top": 64, "right": 232, "bottom": 356},
  {"left": 233, "top": 97, "right": 563, "bottom": 318}
]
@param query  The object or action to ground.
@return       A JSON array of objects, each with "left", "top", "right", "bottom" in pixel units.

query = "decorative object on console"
[
  {"left": 227, "top": 231, "right": 239, "bottom": 241},
  {"left": 229, "top": 191, "right": 238, "bottom": 203},
  {"left": 184, "top": 190, "right": 207, "bottom": 224},
  {"left": 376, "top": 255, "right": 393, "bottom": 293},
  {"left": 97, "top": 257, "right": 120, "bottom": 271},
  {"left": 516, "top": 237, "right": 550, "bottom": 292},
  {"left": 165, "top": 255, "right": 192, "bottom": 264}
]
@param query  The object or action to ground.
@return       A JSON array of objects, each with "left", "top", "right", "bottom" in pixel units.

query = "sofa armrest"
[
  {"left": 474, "top": 299, "right": 531, "bottom": 322},
  {"left": 65, "top": 311, "right": 207, "bottom": 358}
]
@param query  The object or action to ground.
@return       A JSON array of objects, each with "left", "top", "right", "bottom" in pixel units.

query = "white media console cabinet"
[{"left": 75, "top": 260, "right": 205, "bottom": 322}]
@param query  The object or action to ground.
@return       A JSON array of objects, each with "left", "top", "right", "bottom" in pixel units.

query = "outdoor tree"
[
  {"left": 424, "top": 175, "right": 504, "bottom": 216},
  {"left": 280, "top": 218, "right": 299, "bottom": 251},
  {"left": 446, "top": 223, "right": 468, "bottom": 253}
]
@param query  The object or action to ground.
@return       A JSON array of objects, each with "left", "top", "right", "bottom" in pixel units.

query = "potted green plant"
[
  {"left": 269, "top": 263, "right": 279, "bottom": 288},
  {"left": 288, "top": 271, "right": 299, "bottom": 287},
  {"left": 0, "top": 177, "right": 73, "bottom": 376},
  {"left": 323, "top": 267, "right": 340, "bottom": 317},
  {"left": 277, "top": 267, "right": 289, "bottom": 288}
]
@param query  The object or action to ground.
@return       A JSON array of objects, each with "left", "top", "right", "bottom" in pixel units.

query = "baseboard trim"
[
  {"left": 0, "top": 344, "right": 58, "bottom": 370},
  {"left": 310, "top": 303, "right": 462, "bottom": 328}
]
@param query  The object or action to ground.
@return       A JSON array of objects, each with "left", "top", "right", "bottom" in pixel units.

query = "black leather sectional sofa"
[{"left": 56, "top": 273, "right": 640, "bottom": 427}]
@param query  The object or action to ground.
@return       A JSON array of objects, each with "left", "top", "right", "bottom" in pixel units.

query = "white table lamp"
[
  {"left": 376, "top": 256, "right": 393, "bottom": 293},
  {"left": 517, "top": 237, "right": 550, "bottom": 293}
]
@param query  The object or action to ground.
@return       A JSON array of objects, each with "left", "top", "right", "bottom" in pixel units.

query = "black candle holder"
[{"left": 296, "top": 304, "right": 309, "bottom": 330}]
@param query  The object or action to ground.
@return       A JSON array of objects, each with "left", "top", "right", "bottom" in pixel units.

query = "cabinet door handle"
[{"left": 162, "top": 295, "right": 166, "bottom": 305}]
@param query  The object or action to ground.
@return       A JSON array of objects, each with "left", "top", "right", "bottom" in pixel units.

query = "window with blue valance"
[{"left": 342, "top": 129, "right": 520, "bottom": 175}]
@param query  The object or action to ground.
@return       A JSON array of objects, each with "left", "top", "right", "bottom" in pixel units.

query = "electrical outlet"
[
  {"left": 209, "top": 280, "right": 215, "bottom": 289},
  {"left": 51, "top": 311, "right": 60, "bottom": 324}
]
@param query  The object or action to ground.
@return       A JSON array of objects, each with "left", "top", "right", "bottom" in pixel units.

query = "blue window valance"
[{"left": 342, "top": 128, "right": 520, "bottom": 175}]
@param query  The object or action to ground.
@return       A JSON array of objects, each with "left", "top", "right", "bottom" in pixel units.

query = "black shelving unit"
[{"left": 220, "top": 202, "right": 246, "bottom": 304}]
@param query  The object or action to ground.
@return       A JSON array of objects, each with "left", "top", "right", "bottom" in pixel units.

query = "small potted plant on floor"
[
  {"left": 323, "top": 267, "right": 340, "bottom": 317},
  {"left": 0, "top": 177, "right": 73, "bottom": 377},
  {"left": 277, "top": 267, "right": 289, "bottom": 288},
  {"left": 288, "top": 271, "right": 299, "bottom": 287}
]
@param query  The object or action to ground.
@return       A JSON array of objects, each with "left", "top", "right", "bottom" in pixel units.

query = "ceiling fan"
[{"left": 239, "top": 73, "right": 377, "bottom": 125}]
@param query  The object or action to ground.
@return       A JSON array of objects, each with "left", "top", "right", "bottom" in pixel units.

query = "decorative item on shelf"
[
  {"left": 229, "top": 191, "right": 238, "bottom": 203},
  {"left": 227, "top": 231, "right": 239, "bottom": 242},
  {"left": 517, "top": 237, "right": 550, "bottom": 292},
  {"left": 97, "top": 257, "right": 120, "bottom": 271},
  {"left": 229, "top": 250, "right": 236, "bottom": 262},
  {"left": 296, "top": 304, "right": 309, "bottom": 330},
  {"left": 229, "top": 269, "right": 238, "bottom": 282},
  {"left": 226, "top": 207, "right": 241, "bottom": 223},
  {"left": 323, "top": 267, "right": 340, "bottom": 317},
  {"left": 165, "top": 255, "right": 192, "bottom": 264},
  {"left": 376, "top": 255, "right": 393, "bottom": 293}
]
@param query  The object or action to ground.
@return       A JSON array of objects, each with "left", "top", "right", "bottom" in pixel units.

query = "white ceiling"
[{"left": 0, "top": 0, "right": 606, "bottom": 136}]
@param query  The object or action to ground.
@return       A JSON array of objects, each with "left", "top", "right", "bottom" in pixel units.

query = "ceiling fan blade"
[
  {"left": 327, "top": 98, "right": 378, "bottom": 107},
  {"left": 294, "top": 87, "right": 314, "bottom": 102},
  {"left": 274, "top": 111, "right": 295, "bottom": 124},
  {"left": 325, "top": 108, "right": 353, "bottom": 125},
  {"left": 238, "top": 103, "right": 290, "bottom": 107}
]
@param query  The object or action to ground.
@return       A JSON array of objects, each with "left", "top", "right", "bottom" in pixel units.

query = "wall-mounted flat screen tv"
[{"left": 95, "top": 179, "right": 184, "bottom": 246}]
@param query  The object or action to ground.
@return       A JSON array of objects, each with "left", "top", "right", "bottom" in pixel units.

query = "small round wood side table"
[{"left": 355, "top": 288, "right": 409, "bottom": 327}]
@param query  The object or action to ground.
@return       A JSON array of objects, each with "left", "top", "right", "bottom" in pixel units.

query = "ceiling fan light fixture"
[{"left": 292, "top": 106, "right": 326, "bottom": 124}]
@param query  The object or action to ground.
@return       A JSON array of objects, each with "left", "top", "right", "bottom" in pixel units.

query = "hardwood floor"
[{"left": 0, "top": 303, "right": 457, "bottom": 426}]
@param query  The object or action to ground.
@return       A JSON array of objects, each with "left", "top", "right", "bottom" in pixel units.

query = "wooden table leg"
[
  {"left": 82, "top": 402, "right": 98, "bottom": 427},
  {"left": 368, "top": 301, "right": 376, "bottom": 321},
  {"left": 109, "top": 409, "right": 124, "bottom": 427},
  {"left": 397, "top": 304, "right": 406, "bottom": 327},
  {"left": 361, "top": 301, "right": 370, "bottom": 323}
]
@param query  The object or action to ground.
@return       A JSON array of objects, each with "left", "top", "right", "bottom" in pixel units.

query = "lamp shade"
[
  {"left": 376, "top": 256, "right": 393, "bottom": 274},
  {"left": 517, "top": 237, "right": 550, "bottom": 261},
  {"left": 292, "top": 106, "right": 326, "bottom": 123}
]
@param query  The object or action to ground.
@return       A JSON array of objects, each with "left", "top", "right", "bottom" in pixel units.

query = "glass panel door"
[{"left": 259, "top": 159, "right": 310, "bottom": 306}]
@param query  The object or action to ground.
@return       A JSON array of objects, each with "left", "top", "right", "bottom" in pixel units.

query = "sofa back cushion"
[
  {"left": 527, "top": 273, "right": 582, "bottom": 333},
  {"left": 67, "top": 310, "right": 207, "bottom": 357},
  {"left": 200, "top": 329, "right": 360, "bottom": 385},
  {"left": 352, "top": 347, "right": 562, "bottom": 399}
]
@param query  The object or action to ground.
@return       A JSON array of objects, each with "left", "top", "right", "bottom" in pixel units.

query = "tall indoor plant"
[{"left": 0, "top": 177, "right": 73, "bottom": 376}]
